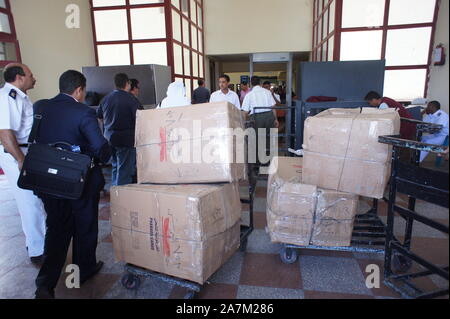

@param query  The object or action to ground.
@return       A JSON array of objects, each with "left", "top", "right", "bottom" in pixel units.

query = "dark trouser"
[
  {"left": 35, "top": 193, "right": 100, "bottom": 291},
  {"left": 111, "top": 146, "right": 136, "bottom": 186},
  {"left": 250, "top": 111, "right": 276, "bottom": 164}
]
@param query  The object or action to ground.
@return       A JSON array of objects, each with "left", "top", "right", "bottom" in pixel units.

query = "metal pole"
[{"left": 286, "top": 53, "right": 293, "bottom": 149}]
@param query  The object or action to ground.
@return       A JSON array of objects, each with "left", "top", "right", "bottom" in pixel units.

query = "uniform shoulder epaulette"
[{"left": 9, "top": 89, "right": 17, "bottom": 100}]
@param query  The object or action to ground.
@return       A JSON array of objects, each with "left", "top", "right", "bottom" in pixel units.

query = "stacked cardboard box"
[
  {"left": 111, "top": 102, "right": 245, "bottom": 284},
  {"left": 267, "top": 157, "right": 358, "bottom": 247},
  {"left": 302, "top": 108, "right": 400, "bottom": 199}
]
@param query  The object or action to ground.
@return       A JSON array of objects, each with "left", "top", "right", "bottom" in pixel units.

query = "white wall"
[
  {"left": 204, "top": 0, "right": 313, "bottom": 55},
  {"left": 427, "top": 0, "right": 449, "bottom": 113},
  {"left": 10, "top": 0, "right": 96, "bottom": 101}
]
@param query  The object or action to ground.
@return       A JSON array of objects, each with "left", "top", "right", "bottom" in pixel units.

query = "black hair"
[
  {"left": 251, "top": 76, "right": 261, "bottom": 87},
  {"left": 364, "top": 91, "right": 382, "bottom": 101},
  {"left": 3, "top": 66, "right": 25, "bottom": 83},
  {"left": 219, "top": 74, "right": 230, "bottom": 83},
  {"left": 198, "top": 79, "right": 205, "bottom": 86},
  {"left": 84, "top": 91, "right": 101, "bottom": 106},
  {"left": 428, "top": 100, "right": 441, "bottom": 110},
  {"left": 130, "top": 79, "right": 139, "bottom": 91},
  {"left": 59, "top": 70, "right": 87, "bottom": 95},
  {"left": 115, "top": 73, "right": 129, "bottom": 89},
  {"left": 263, "top": 81, "right": 271, "bottom": 86},
  {"left": 241, "top": 81, "right": 248, "bottom": 86}
]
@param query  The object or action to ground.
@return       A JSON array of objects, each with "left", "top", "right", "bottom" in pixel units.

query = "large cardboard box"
[
  {"left": 110, "top": 183, "right": 242, "bottom": 284},
  {"left": 135, "top": 102, "right": 246, "bottom": 184},
  {"left": 267, "top": 157, "right": 358, "bottom": 247},
  {"left": 302, "top": 108, "right": 400, "bottom": 199}
]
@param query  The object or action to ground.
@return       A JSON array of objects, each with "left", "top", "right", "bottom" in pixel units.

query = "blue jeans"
[{"left": 111, "top": 147, "right": 136, "bottom": 186}]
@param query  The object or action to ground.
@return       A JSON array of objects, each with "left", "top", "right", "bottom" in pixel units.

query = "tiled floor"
[{"left": 0, "top": 160, "right": 448, "bottom": 299}]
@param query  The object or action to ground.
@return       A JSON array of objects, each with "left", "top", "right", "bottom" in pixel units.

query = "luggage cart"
[
  {"left": 379, "top": 125, "right": 449, "bottom": 299},
  {"left": 278, "top": 118, "right": 438, "bottom": 265},
  {"left": 120, "top": 131, "right": 257, "bottom": 299},
  {"left": 279, "top": 198, "right": 386, "bottom": 264}
]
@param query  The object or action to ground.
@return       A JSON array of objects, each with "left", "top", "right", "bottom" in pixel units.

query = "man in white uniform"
[
  {"left": 420, "top": 101, "right": 449, "bottom": 162},
  {"left": 0, "top": 63, "right": 46, "bottom": 265},
  {"left": 210, "top": 74, "right": 241, "bottom": 109},
  {"left": 242, "top": 76, "right": 279, "bottom": 164}
]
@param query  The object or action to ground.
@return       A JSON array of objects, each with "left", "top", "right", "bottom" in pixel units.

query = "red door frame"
[
  {"left": 329, "top": 0, "right": 441, "bottom": 98},
  {"left": 0, "top": 0, "right": 22, "bottom": 68},
  {"left": 89, "top": 0, "right": 205, "bottom": 87}
]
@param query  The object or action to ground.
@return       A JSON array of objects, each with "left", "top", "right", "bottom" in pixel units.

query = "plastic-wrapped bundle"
[{"left": 267, "top": 157, "right": 358, "bottom": 247}]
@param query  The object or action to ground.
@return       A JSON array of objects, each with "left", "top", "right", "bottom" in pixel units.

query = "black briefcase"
[{"left": 17, "top": 101, "right": 93, "bottom": 200}]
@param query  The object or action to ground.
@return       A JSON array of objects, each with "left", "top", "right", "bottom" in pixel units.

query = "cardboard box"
[
  {"left": 267, "top": 157, "right": 358, "bottom": 247},
  {"left": 302, "top": 108, "right": 400, "bottom": 198},
  {"left": 110, "top": 183, "right": 242, "bottom": 284},
  {"left": 135, "top": 102, "right": 246, "bottom": 184}
]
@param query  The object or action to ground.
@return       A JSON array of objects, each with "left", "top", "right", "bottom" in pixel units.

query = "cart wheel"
[
  {"left": 121, "top": 273, "right": 141, "bottom": 290},
  {"left": 184, "top": 290, "right": 196, "bottom": 300},
  {"left": 392, "top": 253, "right": 412, "bottom": 273},
  {"left": 280, "top": 247, "right": 298, "bottom": 264},
  {"left": 240, "top": 239, "right": 248, "bottom": 252}
]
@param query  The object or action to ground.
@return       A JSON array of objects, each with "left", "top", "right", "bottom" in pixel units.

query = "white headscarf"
[{"left": 159, "top": 81, "right": 191, "bottom": 108}]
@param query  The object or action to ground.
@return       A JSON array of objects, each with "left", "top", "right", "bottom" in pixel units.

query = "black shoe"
[
  {"left": 30, "top": 255, "right": 44, "bottom": 267},
  {"left": 35, "top": 287, "right": 55, "bottom": 299},
  {"left": 80, "top": 261, "right": 104, "bottom": 285}
]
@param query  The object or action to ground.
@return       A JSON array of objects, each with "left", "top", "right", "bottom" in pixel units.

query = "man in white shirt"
[
  {"left": 0, "top": 63, "right": 46, "bottom": 265},
  {"left": 420, "top": 100, "right": 449, "bottom": 162},
  {"left": 210, "top": 74, "right": 241, "bottom": 109},
  {"left": 242, "top": 77, "right": 279, "bottom": 163}
]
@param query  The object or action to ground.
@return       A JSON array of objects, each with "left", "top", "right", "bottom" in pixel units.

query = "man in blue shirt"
[{"left": 97, "top": 73, "right": 140, "bottom": 186}]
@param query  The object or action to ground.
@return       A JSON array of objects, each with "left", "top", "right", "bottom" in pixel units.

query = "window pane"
[
  {"left": 0, "top": 12, "right": 11, "bottom": 34},
  {"left": 172, "top": 10, "right": 181, "bottom": 42},
  {"left": 190, "top": 0, "right": 197, "bottom": 23},
  {"left": 130, "top": 0, "right": 164, "bottom": 4},
  {"left": 133, "top": 42, "right": 167, "bottom": 65},
  {"left": 317, "top": 18, "right": 322, "bottom": 44},
  {"left": 328, "top": 36, "right": 334, "bottom": 61},
  {"left": 171, "top": 0, "right": 180, "bottom": 9},
  {"left": 340, "top": 30, "right": 383, "bottom": 61},
  {"left": 385, "top": 27, "right": 432, "bottom": 66},
  {"left": 130, "top": 7, "right": 166, "bottom": 40},
  {"left": 384, "top": 69, "right": 427, "bottom": 100},
  {"left": 192, "top": 51, "right": 198, "bottom": 77},
  {"left": 191, "top": 25, "right": 198, "bottom": 51},
  {"left": 97, "top": 44, "right": 130, "bottom": 66},
  {"left": 342, "top": 0, "right": 385, "bottom": 28},
  {"left": 181, "top": 0, "right": 189, "bottom": 16},
  {"left": 389, "top": 0, "right": 436, "bottom": 25},
  {"left": 185, "top": 78, "right": 192, "bottom": 99},
  {"left": 197, "top": 6, "right": 203, "bottom": 28},
  {"left": 198, "top": 29, "right": 203, "bottom": 53},
  {"left": 92, "top": 0, "right": 125, "bottom": 7},
  {"left": 0, "top": 42, "right": 17, "bottom": 61},
  {"left": 199, "top": 55, "right": 204, "bottom": 77},
  {"left": 173, "top": 43, "right": 183, "bottom": 74},
  {"left": 0, "top": 0, "right": 6, "bottom": 9},
  {"left": 182, "top": 18, "right": 190, "bottom": 47},
  {"left": 323, "top": 9, "right": 328, "bottom": 39},
  {"left": 94, "top": 10, "right": 128, "bottom": 41},
  {"left": 184, "top": 48, "right": 191, "bottom": 76},
  {"left": 329, "top": 0, "right": 335, "bottom": 33}
]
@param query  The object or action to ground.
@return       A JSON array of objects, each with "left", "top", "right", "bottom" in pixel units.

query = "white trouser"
[
  {"left": 0, "top": 145, "right": 46, "bottom": 257},
  {"left": 420, "top": 135, "right": 448, "bottom": 162}
]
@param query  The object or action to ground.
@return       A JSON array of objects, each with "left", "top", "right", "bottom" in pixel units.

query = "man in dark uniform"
[
  {"left": 34, "top": 70, "right": 111, "bottom": 299},
  {"left": 97, "top": 73, "right": 140, "bottom": 186}
]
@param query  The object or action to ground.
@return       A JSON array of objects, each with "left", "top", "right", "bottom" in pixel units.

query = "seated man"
[
  {"left": 365, "top": 91, "right": 416, "bottom": 140},
  {"left": 420, "top": 101, "right": 449, "bottom": 162}
]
